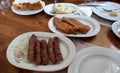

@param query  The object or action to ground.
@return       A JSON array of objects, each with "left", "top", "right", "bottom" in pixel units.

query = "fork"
[
  {"left": 101, "top": 7, "right": 120, "bottom": 12},
  {"left": 52, "top": 0, "right": 57, "bottom": 13}
]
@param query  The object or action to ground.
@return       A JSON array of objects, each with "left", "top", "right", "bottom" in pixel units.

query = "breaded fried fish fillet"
[
  {"left": 53, "top": 17, "right": 76, "bottom": 34},
  {"left": 62, "top": 17, "right": 90, "bottom": 34}
]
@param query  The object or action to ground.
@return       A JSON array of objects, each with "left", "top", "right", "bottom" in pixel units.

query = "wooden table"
[{"left": 0, "top": 0, "right": 120, "bottom": 73}]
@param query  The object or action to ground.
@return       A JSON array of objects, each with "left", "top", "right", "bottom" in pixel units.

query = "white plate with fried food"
[
  {"left": 11, "top": 1, "right": 45, "bottom": 15},
  {"left": 48, "top": 15, "right": 100, "bottom": 37},
  {"left": 44, "top": 3, "right": 79, "bottom": 16},
  {"left": 68, "top": 46, "right": 120, "bottom": 73},
  {"left": 6, "top": 32, "right": 76, "bottom": 72}
]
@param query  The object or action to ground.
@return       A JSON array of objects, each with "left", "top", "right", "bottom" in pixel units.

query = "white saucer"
[{"left": 68, "top": 46, "right": 120, "bottom": 73}]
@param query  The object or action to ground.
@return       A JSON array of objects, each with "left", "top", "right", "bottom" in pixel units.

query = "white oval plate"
[
  {"left": 44, "top": 3, "right": 79, "bottom": 16},
  {"left": 112, "top": 20, "right": 120, "bottom": 38},
  {"left": 11, "top": 1, "right": 45, "bottom": 15},
  {"left": 6, "top": 32, "right": 76, "bottom": 72},
  {"left": 92, "top": 6, "right": 120, "bottom": 21},
  {"left": 68, "top": 46, "right": 120, "bottom": 73},
  {"left": 48, "top": 15, "right": 100, "bottom": 37}
]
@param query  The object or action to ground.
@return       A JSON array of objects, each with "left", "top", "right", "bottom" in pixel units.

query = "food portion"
[
  {"left": 109, "top": 10, "right": 118, "bottom": 16},
  {"left": 53, "top": 3, "right": 76, "bottom": 14},
  {"left": 48, "top": 38, "right": 56, "bottom": 64},
  {"left": 54, "top": 37, "right": 63, "bottom": 61},
  {"left": 53, "top": 17, "right": 76, "bottom": 34},
  {"left": 14, "top": 34, "right": 63, "bottom": 65},
  {"left": 14, "top": 37, "right": 29, "bottom": 63},
  {"left": 35, "top": 39, "right": 41, "bottom": 65},
  {"left": 28, "top": 34, "right": 37, "bottom": 62},
  {"left": 12, "top": 0, "right": 42, "bottom": 11},
  {"left": 53, "top": 17, "right": 90, "bottom": 34},
  {"left": 41, "top": 40, "right": 49, "bottom": 65}
]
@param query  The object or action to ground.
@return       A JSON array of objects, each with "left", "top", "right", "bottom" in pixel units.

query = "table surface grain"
[{"left": 0, "top": 0, "right": 120, "bottom": 73}]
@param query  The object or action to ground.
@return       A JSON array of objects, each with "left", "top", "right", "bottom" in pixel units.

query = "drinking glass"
[{"left": 0, "top": 0, "right": 10, "bottom": 15}]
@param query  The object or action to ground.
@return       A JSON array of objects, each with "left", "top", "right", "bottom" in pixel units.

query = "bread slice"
[{"left": 12, "top": 0, "right": 42, "bottom": 11}]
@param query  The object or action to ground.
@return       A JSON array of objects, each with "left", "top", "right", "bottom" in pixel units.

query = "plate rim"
[
  {"left": 112, "top": 20, "right": 120, "bottom": 38},
  {"left": 6, "top": 32, "right": 76, "bottom": 72},
  {"left": 11, "top": 1, "right": 45, "bottom": 15},
  {"left": 48, "top": 15, "right": 101, "bottom": 37},
  {"left": 44, "top": 2, "right": 79, "bottom": 16},
  {"left": 68, "top": 46, "right": 120, "bottom": 73}
]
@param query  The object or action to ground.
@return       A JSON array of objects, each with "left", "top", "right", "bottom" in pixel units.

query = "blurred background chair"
[
  {"left": 44, "top": 0, "right": 85, "bottom": 4},
  {"left": 44, "top": 0, "right": 120, "bottom": 4},
  {"left": 61, "top": 0, "right": 85, "bottom": 4},
  {"left": 97, "top": 0, "right": 120, "bottom": 3},
  {"left": 62, "top": 0, "right": 120, "bottom": 4}
]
